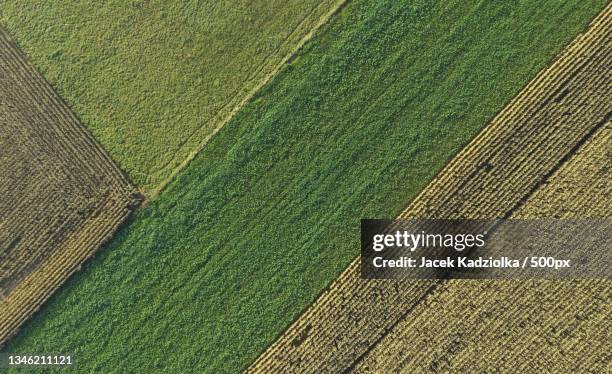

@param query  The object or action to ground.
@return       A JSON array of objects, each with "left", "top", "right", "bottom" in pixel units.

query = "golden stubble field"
[
  {"left": 352, "top": 122, "right": 611, "bottom": 374},
  {"left": 0, "top": 28, "right": 141, "bottom": 346},
  {"left": 247, "top": 4, "right": 611, "bottom": 372}
]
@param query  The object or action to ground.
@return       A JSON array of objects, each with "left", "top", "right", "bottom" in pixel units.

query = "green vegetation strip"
[
  {"left": 4, "top": 0, "right": 605, "bottom": 372},
  {"left": 0, "top": 0, "right": 338, "bottom": 192}
]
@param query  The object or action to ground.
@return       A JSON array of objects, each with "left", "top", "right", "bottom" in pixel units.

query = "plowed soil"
[{"left": 0, "top": 28, "right": 141, "bottom": 347}]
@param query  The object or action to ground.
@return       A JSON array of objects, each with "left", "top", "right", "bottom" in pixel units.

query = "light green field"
[
  {"left": 0, "top": 0, "right": 338, "bottom": 192},
  {"left": 3, "top": 0, "right": 606, "bottom": 373}
]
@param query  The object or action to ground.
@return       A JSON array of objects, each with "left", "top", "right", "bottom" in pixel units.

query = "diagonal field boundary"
[
  {"left": 352, "top": 122, "right": 611, "bottom": 373},
  {"left": 150, "top": 0, "right": 350, "bottom": 198},
  {"left": 246, "top": 3, "right": 611, "bottom": 372},
  {"left": 0, "top": 0, "right": 350, "bottom": 348},
  {"left": 0, "top": 28, "right": 142, "bottom": 347}
]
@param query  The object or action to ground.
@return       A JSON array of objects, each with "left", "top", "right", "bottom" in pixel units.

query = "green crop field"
[
  {"left": 3, "top": 0, "right": 605, "bottom": 373},
  {"left": 0, "top": 0, "right": 338, "bottom": 192}
]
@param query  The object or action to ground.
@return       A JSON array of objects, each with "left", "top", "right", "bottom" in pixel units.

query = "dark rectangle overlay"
[{"left": 361, "top": 219, "right": 611, "bottom": 279}]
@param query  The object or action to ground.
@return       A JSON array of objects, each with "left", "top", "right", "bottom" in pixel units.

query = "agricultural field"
[
  {"left": 0, "top": 28, "right": 140, "bottom": 346},
  {"left": 0, "top": 0, "right": 342, "bottom": 193},
  {"left": 249, "top": 5, "right": 611, "bottom": 372},
  {"left": 2, "top": 0, "right": 608, "bottom": 373},
  {"left": 353, "top": 124, "right": 612, "bottom": 373},
  {"left": 513, "top": 125, "right": 611, "bottom": 219}
]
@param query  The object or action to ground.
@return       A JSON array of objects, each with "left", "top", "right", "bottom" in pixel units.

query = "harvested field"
[
  {"left": 353, "top": 123, "right": 612, "bottom": 374},
  {"left": 512, "top": 124, "right": 611, "bottom": 218},
  {"left": 2, "top": 1, "right": 606, "bottom": 373},
  {"left": 247, "top": 4, "right": 612, "bottom": 372},
  {"left": 0, "top": 0, "right": 344, "bottom": 193},
  {"left": 0, "top": 28, "right": 140, "bottom": 346}
]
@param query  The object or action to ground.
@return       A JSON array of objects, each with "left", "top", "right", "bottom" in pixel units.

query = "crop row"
[
  {"left": 355, "top": 124, "right": 611, "bottom": 372},
  {"left": 513, "top": 124, "right": 611, "bottom": 219},
  {"left": 247, "top": 4, "right": 612, "bottom": 372},
  {"left": 0, "top": 28, "right": 140, "bottom": 346},
  {"left": 4, "top": 1, "right": 606, "bottom": 372}
]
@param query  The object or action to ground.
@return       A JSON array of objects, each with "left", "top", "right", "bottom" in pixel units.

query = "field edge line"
[{"left": 148, "top": 0, "right": 351, "bottom": 200}]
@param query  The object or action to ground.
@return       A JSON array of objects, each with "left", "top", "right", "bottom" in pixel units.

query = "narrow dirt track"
[
  {"left": 0, "top": 28, "right": 141, "bottom": 347},
  {"left": 246, "top": 4, "right": 611, "bottom": 373}
]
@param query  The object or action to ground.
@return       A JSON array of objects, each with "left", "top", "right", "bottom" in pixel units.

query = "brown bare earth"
[
  {"left": 247, "top": 4, "right": 611, "bottom": 373},
  {"left": 0, "top": 28, "right": 141, "bottom": 346}
]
